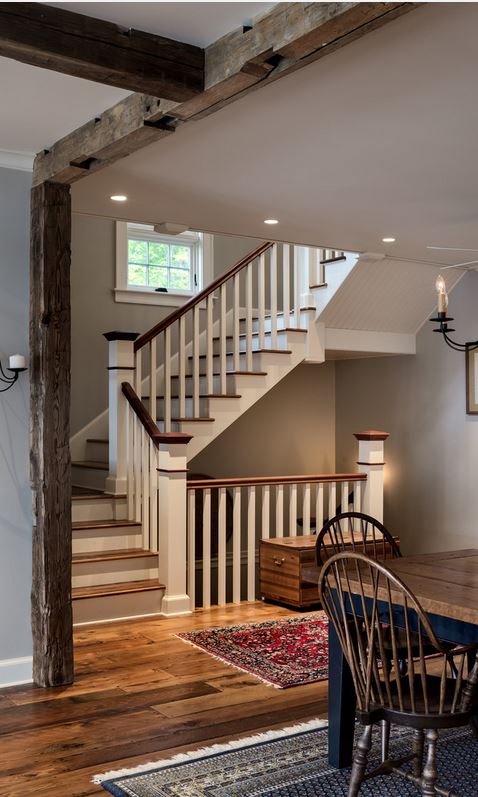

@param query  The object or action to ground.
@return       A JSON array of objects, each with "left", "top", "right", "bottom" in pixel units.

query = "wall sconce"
[
  {"left": 430, "top": 275, "right": 478, "bottom": 352},
  {"left": 0, "top": 354, "right": 27, "bottom": 392}
]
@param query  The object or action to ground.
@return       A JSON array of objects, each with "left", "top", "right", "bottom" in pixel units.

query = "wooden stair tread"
[
  {"left": 142, "top": 394, "right": 241, "bottom": 400},
  {"left": 72, "top": 460, "right": 108, "bottom": 470},
  {"left": 212, "top": 328, "right": 307, "bottom": 342},
  {"left": 72, "top": 579, "right": 165, "bottom": 600},
  {"left": 86, "top": 437, "right": 108, "bottom": 444},
  {"left": 190, "top": 349, "right": 291, "bottom": 360},
  {"left": 72, "top": 518, "right": 140, "bottom": 530},
  {"left": 72, "top": 491, "right": 126, "bottom": 501},
  {"left": 72, "top": 548, "right": 157, "bottom": 564},
  {"left": 309, "top": 282, "right": 327, "bottom": 289},
  {"left": 171, "top": 370, "right": 267, "bottom": 378}
]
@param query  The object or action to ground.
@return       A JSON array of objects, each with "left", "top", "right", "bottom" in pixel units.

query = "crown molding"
[{"left": 0, "top": 149, "right": 34, "bottom": 172}]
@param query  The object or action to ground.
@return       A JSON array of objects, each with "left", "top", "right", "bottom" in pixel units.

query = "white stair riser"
[
  {"left": 169, "top": 374, "right": 239, "bottom": 394},
  {"left": 85, "top": 440, "right": 108, "bottom": 462},
  {"left": 72, "top": 526, "right": 143, "bottom": 554},
  {"left": 185, "top": 350, "right": 265, "bottom": 376},
  {"left": 73, "top": 588, "right": 164, "bottom": 625},
  {"left": 71, "top": 465, "right": 107, "bottom": 492},
  {"left": 72, "top": 556, "right": 158, "bottom": 588},
  {"left": 144, "top": 396, "right": 211, "bottom": 418},
  {"left": 239, "top": 315, "right": 306, "bottom": 334},
  {"left": 212, "top": 332, "right": 290, "bottom": 356},
  {"left": 72, "top": 497, "right": 127, "bottom": 523}
]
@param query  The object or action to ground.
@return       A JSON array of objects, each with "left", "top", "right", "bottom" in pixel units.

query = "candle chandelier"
[
  {"left": 0, "top": 354, "right": 27, "bottom": 392},
  {"left": 430, "top": 275, "right": 478, "bottom": 352}
]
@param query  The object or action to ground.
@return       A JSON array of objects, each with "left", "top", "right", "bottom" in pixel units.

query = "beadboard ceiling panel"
[{"left": 318, "top": 257, "right": 464, "bottom": 335}]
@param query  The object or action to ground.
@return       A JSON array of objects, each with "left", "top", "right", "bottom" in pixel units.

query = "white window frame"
[{"left": 115, "top": 221, "right": 214, "bottom": 307}]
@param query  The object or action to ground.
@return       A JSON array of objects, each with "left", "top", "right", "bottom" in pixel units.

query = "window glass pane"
[
  {"left": 171, "top": 245, "right": 191, "bottom": 269},
  {"left": 128, "top": 239, "right": 147, "bottom": 264},
  {"left": 169, "top": 268, "right": 191, "bottom": 290},
  {"left": 149, "top": 242, "right": 169, "bottom": 266},
  {"left": 128, "top": 264, "right": 147, "bottom": 286},
  {"left": 149, "top": 267, "right": 168, "bottom": 289}
]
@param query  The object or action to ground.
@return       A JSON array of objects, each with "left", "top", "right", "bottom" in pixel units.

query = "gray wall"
[
  {"left": 191, "top": 362, "right": 336, "bottom": 477},
  {"left": 0, "top": 167, "right": 32, "bottom": 676},
  {"left": 335, "top": 271, "right": 478, "bottom": 555},
  {"left": 71, "top": 213, "right": 261, "bottom": 434}
]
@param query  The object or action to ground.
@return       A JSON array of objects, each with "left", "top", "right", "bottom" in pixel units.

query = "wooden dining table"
[{"left": 303, "top": 548, "right": 478, "bottom": 768}]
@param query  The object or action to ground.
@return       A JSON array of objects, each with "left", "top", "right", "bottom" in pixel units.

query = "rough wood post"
[
  {"left": 354, "top": 430, "right": 389, "bottom": 523},
  {"left": 103, "top": 331, "right": 139, "bottom": 495},
  {"left": 30, "top": 181, "right": 73, "bottom": 687},
  {"left": 157, "top": 433, "right": 192, "bottom": 616}
]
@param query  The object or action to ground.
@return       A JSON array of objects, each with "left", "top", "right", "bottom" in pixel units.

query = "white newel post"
[
  {"left": 354, "top": 430, "right": 389, "bottom": 522},
  {"left": 157, "top": 433, "right": 192, "bottom": 616},
  {"left": 103, "top": 331, "right": 139, "bottom": 495}
]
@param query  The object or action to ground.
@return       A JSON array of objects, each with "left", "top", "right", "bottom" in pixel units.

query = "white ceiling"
[
  {"left": 70, "top": 2, "right": 478, "bottom": 266},
  {"left": 0, "top": 2, "right": 273, "bottom": 160},
  {"left": 49, "top": 3, "right": 275, "bottom": 47}
]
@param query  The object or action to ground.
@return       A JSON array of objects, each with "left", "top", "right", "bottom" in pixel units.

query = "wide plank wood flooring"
[{"left": 0, "top": 602, "right": 328, "bottom": 797}]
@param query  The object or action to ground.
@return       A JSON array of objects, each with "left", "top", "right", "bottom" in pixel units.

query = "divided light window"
[{"left": 127, "top": 224, "right": 200, "bottom": 293}]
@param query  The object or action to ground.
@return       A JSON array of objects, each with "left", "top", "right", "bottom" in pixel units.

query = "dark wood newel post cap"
[
  {"left": 354, "top": 430, "right": 390, "bottom": 441},
  {"left": 103, "top": 331, "right": 140, "bottom": 342}
]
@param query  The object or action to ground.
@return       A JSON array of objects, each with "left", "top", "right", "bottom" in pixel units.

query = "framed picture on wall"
[{"left": 466, "top": 347, "right": 478, "bottom": 414}]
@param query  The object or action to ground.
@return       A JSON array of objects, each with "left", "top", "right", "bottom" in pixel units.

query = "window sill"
[{"left": 114, "top": 288, "right": 197, "bottom": 308}]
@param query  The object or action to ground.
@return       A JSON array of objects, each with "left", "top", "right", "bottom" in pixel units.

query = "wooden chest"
[{"left": 260, "top": 536, "right": 320, "bottom": 609}]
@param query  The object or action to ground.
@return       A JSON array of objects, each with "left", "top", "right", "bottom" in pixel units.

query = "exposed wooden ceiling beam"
[
  {"left": 33, "top": 2, "right": 420, "bottom": 186},
  {"left": 0, "top": 2, "right": 204, "bottom": 101}
]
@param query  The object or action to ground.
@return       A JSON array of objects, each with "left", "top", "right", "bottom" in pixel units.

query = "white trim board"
[
  {"left": 0, "top": 655, "right": 33, "bottom": 687},
  {"left": 0, "top": 150, "right": 34, "bottom": 172}
]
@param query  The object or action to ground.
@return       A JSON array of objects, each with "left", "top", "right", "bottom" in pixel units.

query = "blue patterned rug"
[{"left": 94, "top": 719, "right": 478, "bottom": 796}]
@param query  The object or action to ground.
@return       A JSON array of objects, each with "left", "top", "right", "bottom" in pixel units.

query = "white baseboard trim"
[{"left": 0, "top": 655, "right": 33, "bottom": 687}]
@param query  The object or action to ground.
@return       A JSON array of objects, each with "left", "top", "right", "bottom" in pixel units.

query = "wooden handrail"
[
  {"left": 187, "top": 473, "right": 366, "bottom": 490},
  {"left": 134, "top": 241, "right": 274, "bottom": 352},
  {"left": 121, "top": 382, "right": 192, "bottom": 446}
]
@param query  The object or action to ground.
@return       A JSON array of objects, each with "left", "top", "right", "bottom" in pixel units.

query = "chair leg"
[
  {"left": 412, "top": 728, "right": 425, "bottom": 778},
  {"left": 347, "top": 725, "right": 373, "bottom": 797},
  {"left": 421, "top": 729, "right": 439, "bottom": 797},
  {"left": 381, "top": 720, "right": 390, "bottom": 762}
]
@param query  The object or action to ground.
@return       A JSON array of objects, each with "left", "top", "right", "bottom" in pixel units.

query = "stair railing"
[
  {"left": 186, "top": 472, "right": 367, "bottom": 609},
  {"left": 132, "top": 240, "right": 314, "bottom": 433}
]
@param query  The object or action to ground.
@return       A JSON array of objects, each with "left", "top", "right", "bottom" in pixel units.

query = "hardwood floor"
[{"left": 0, "top": 603, "right": 328, "bottom": 796}]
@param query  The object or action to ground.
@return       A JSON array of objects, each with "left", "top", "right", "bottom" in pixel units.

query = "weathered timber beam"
[
  {"left": 0, "top": 2, "right": 204, "bottom": 101},
  {"left": 30, "top": 181, "right": 73, "bottom": 687},
  {"left": 33, "top": 2, "right": 420, "bottom": 186}
]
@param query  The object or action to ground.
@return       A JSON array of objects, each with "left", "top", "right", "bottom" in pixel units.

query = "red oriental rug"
[{"left": 176, "top": 613, "right": 329, "bottom": 688}]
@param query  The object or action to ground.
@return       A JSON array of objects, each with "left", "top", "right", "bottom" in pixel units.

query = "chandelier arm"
[
  {"left": 0, "top": 380, "right": 17, "bottom": 393},
  {"left": 442, "top": 331, "right": 469, "bottom": 352},
  {"left": 0, "top": 361, "right": 15, "bottom": 382}
]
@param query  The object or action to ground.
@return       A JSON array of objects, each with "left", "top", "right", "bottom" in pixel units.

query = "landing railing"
[{"left": 186, "top": 472, "right": 366, "bottom": 609}]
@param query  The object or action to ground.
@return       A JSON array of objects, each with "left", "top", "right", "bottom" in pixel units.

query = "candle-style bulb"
[{"left": 435, "top": 274, "right": 448, "bottom": 314}]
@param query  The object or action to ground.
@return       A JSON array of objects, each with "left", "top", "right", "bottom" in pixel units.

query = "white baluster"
[
  {"left": 247, "top": 486, "right": 256, "bottom": 601},
  {"left": 302, "top": 482, "right": 311, "bottom": 535},
  {"left": 142, "top": 428, "right": 150, "bottom": 549},
  {"left": 134, "top": 348, "right": 142, "bottom": 395},
  {"left": 289, "top": 483, "right": 297, "bottom": 537},
  {"left": 341, "top": 480, "right": 349, "bottom": 514},
  {"left": 126, "top": 404, "right": 134, "bottom": 520},
  {"left": 150, "top": 441, "right": 158, "bottom": 552},
  {"left": 220, "top": 283, "right": 227, "bottom": 395},
  {"left": 262, "top": 484, "right": 270, "bottom": 539},
  {"left": 270, "top": 245, "right": 277, "bottom": 348},
  {"left": 188, "top": 489, "right": 196, "bottom": 611},
  {"left": 233, "top": 486, "right": 241, "bottom": 603},
  {"left": 294, "top": 245, "right": 300, "bottom": 327},
  {"left": 164, "top": 327, "right": 171, "bottom": 432},
  {"left": 149, "top": 338, "right": 157, "bottom": 424},
  {"left": 258, "top": 253, "right": 265, "bottom": 349},
  {"left": 134, "top": 407, "right": 142, "bottom": 523},
  {"left": 193, "top": 305, "right": 200, "bottom": 417},
  {"left": 179, "top": 316, "right": 186, "bottom": 418},
  {"left": 354, "top": 480, "right": 362, "bottom": 514},
  {"left": 233, "top": 275, "right": 240, "bottom": 374},
  {"left": 329, "top": 481, "right": 337, "bottom": 521},
  {"left": 283, "top": 243, "right": 290, "bottom": 328},
  {"left": 218, "top": 487, "right": 226, "bottom": 606},
  {"left": 316, "top": 482, "right": 324, "bottom": 533},
  {"left": 206, "top": 296, "right": 213, "bottom": 396},
  {"left": 202, "top": 488, "right": 211, "bottom": 609},
  {"left": 246, "top": 262, "right": 253, "bottom": 372},
  {"left": 275, "top": 484, "right": 284, "bottom": 538}
]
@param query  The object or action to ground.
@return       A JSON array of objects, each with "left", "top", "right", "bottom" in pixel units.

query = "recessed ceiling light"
[
  {"left": 110, "top": 194, "right": 128, "bottom": 202},
  {"left": 382, "top": 237, "right": 396, "bottom": 243},
  {"left": 264, "top": 218, "right": 279, "bottom": 225}
]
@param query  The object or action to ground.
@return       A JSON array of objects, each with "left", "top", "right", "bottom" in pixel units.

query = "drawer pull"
[{"left": 273, "top": 557, "right": 286, "bottom": 567}]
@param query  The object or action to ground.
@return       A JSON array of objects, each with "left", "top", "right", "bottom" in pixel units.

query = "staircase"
[{"left": 70, "top": 241, "right": 359, "bottom": 623}]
